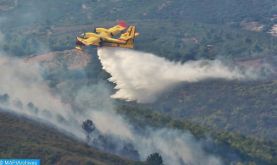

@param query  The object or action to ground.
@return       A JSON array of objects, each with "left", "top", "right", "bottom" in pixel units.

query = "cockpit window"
[{"left": 80, "top": 33, "right": 86, "bottom": 38}]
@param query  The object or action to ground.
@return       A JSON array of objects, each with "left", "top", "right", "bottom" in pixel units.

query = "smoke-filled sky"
[{"left": 98, "top": 47, "right": 260, "bottom": 103}]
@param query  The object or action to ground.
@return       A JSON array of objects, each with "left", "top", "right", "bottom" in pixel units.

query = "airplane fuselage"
[{"left": 75, "top": 22, "right": 138, "bottom": 50}]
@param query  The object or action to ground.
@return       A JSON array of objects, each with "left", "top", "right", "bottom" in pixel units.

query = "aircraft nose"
[
  {"left": 75, "top": 39, "right": 85, "bottom": 50},
  {"left": 76, "top": 39, "right": 85, "bottom": 46}
]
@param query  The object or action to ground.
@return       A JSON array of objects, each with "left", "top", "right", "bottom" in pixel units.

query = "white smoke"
[
  {"left": 0, "top": 53, "right": 223, "bottom": 165},
  {"left": 73, "top": 85, "right": 134, "bottom": 140},
  {"left": 134, "top": 129, "right": 221, "bottom": 165},
  {"left": 97, "top": 48, "right": 258, "bottom": 103},
  {"left": 0, "top": 53, "right": 84, "bottom": 139},
  {"left": 72, "top": 84, "right": 222, "bottom": 165}
]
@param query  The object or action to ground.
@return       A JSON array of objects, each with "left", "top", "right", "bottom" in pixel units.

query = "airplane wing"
[
  {"left": 107, "top": 20, "right": 127, "bottom": 36},
  {"left": 76, "top": 34, "right": 101, "bottom": 46},
  {"left": 103, "top": 37, "right": 126, "bottom": 44}
]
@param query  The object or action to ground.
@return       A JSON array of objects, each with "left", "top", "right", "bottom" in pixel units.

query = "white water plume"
[{"left": 98, "top": 48, "right": 258, "bottom": 103}]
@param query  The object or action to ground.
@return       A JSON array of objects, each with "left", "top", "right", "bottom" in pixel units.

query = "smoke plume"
[
  {"left": 72, "top": 84, "right": 222, "bottom": 165},
  {"left": 0, "top": 52, "right": 223, "bottom": 165},
  {"left": 0, "top": 53, "right": 84, "bottom": 139},
  {"left": 98, "top": 48, "right": 259, "bottom": 103}
]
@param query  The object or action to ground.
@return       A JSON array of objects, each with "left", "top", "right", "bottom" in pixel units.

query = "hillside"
[
  {"left": 148, "top": 80, "right": 277, "bottom": 141},
  {"left": 0, "top": 110, "right": 143, "bottom": 165},
  {"left": 116, "top": 104, "right": 277, "bottom": 165},
  {"left": 0, "top": 1, "right": 276, "bottom": 165},
  {"left": 1, "top": 0, "right": 276, "bottom": 60},
  {"left": 1, "top": 0, "right": 276, "bottom": 25}
]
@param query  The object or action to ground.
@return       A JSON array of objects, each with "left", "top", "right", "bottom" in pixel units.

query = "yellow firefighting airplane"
[{"left": 75, "top": 21, "right": 139, "bottom": 50}]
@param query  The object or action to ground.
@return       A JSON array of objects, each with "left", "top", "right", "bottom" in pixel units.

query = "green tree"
[{"left": 146, "top": 153, "right": 163, "bottom": 165}]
